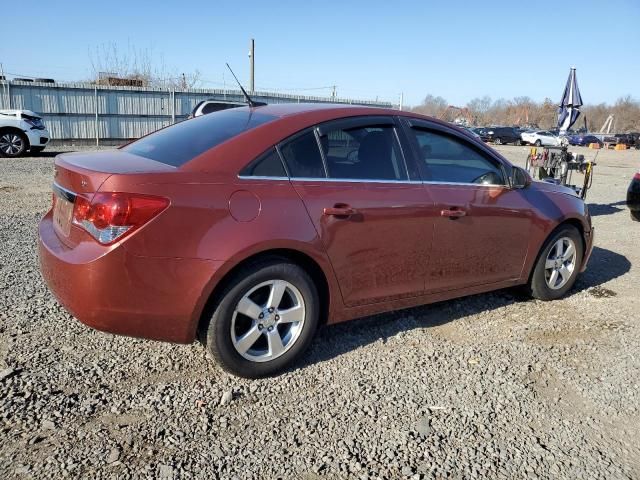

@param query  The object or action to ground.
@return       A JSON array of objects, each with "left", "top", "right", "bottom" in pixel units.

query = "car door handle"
[
  {"left": 441, "top": 208, "right": 467, "bottom": 219},
  {"left": 323, "top": 205, "right": 357, "bottom": 217}
]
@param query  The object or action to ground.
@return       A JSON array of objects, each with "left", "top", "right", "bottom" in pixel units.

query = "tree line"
[{"left": 412, "top": 94, "right": 640, "bottom": 133}]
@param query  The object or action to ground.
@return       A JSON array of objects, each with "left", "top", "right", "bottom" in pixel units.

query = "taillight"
[{"left": 72, "top": 192, "right": 169, "bottom": 245}]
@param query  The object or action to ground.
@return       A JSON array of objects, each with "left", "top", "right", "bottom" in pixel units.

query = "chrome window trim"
[
  {"left": 423, "top": 180, "right": 508, "bottom": 188},
  {"left": 236, "top": 175, "right": 506, "bottom": 187},
  {"left": 288, "top": 177, "right": 423, "bottom": 185},
  {"left": 237, "top": 175, "right": 290, "bottom": 181}
]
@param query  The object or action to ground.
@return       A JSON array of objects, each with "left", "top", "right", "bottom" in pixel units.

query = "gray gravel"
[{"left": 1, "top": 145, "right": 639, "bottom": 479}]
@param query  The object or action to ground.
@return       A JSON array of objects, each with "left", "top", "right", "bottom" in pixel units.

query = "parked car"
[
  {"left": 482, "top": 126, "right": 521, "bottom": 145},
  {"left": 567, "top": 134, "right": 603, "bottom": 147},
  {"left": 628, "top": 169, "right": 640, "bottom": 221},
  {"left": 188, "top": 100, "right": 246, "bottom": 119},
  {"left": 521, "top": 130, "right": 561, "bottom": 147},
  {"left": 462, "top": 126, "right": 482, "bottom": 140},
  {"left": 0, "top": 109, "right": 50, "bottom": 157},
  {"left": 39, "top": 104, "right": 594, "bottom": 378}
]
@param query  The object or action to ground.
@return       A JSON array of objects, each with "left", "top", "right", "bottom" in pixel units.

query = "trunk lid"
[{"left": 51, "top": 150, "right": 176, "bottom": 247}]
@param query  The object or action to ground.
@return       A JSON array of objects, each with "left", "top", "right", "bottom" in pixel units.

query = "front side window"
[
  {"left": 279, "top": 131, "right": 326, "bottom": 178},
  {"left": 409, "top": 128, "right": 505, "bottom": 185},
  {"left": 319, "top": 125, "right": 407, "bottom": 181}
]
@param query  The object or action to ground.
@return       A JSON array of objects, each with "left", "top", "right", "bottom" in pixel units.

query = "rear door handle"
[
  {"left": 441, "top": 208, "right": 467, "bottom": 219},
  {"left": 323, "top": 205, "right": 357, "bottom": 217}
]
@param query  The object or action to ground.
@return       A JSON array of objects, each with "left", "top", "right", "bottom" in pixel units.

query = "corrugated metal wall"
[{"left": 0, "top": 81, "right": 394, "bottom": 141}]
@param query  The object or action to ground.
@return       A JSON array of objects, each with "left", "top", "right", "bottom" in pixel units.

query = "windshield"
[{"left": 124, "top": 108, "right": 277, "bottom": 167}]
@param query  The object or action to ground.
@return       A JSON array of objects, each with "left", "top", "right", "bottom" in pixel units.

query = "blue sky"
[{"left": 1, "top": 0, "right": 638, "bottom": 106}]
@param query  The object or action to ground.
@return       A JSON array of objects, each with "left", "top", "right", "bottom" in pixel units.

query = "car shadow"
[
  {"left": 587, "top": 200, "right": 626, "bottom": 217},
  {"left": 297, "top": 245, "right": 630, "bottom": 370}
]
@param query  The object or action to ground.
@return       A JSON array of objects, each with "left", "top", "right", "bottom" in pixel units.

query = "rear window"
[{"left": 124, "top": 109, "right": 277, "bottom": 167}]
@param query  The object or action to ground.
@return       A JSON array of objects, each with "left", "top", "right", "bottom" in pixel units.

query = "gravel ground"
[{"left": 0, "top": 145, "right": 639, "bottom": 479}]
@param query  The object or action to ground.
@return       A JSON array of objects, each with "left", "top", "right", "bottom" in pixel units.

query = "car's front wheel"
[
  {"left": 494, "top": 137, "right": 502, "bottom": 145},
  {"left": 534, "top": 139, "right": 542, "bottom": 147},
  {"left": 202, "top": 258, "right": 319, "bottom": 378},
  {"left": 527, "top": 225, "right": 583, "bottom": 300},
  {"left": 0, "top": 131, "right": 28, "bottom": 158}
]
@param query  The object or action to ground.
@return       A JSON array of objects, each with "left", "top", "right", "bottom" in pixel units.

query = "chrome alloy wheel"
[
  {"left": 0, "top": 133, "right": 25, "bottom": 156},
  {"left": 544, "top": 237, "right": 577, "bottom": 290},
  {"left": 231, "top": 280, "right": 306, "bottom": 362}
]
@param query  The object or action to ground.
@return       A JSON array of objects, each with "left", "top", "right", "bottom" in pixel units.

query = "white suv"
[{"left": 0, "top": 109, "right": 51, "bottom": 157}]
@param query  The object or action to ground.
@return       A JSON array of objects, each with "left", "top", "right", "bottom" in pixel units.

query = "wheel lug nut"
[
  {"left": 258, "top": 324, "right": 263, "bottom": 330},
  {"left": 268, "top": 307, "right": 274, "bottom": 313},
  {"left": 259, "top": 313, "right": 264, "bottom": 319},
  {"left": 268, "top": 326, "right": 273, "bottom": 332},
  {"left": 275, "top": 315, "right": 280, "bottom": 321}
]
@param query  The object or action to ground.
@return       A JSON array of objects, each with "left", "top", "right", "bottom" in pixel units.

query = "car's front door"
[
  {"left": 279, "top": 118, "right": 436, "bottom": 307},
  {"left": 403, "top": 120, "right": 533, "bottom": 293}
]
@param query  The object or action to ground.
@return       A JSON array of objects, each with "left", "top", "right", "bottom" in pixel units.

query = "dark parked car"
[
  {"left": 567, "top": 134, "right": 603, "bottom": 147},
  {"left": 483, "top": 126, "right": 522, "bottom": 145},
  {"left": 628, "top": 170, "right": 640, "bottom": 221},
  {"left": 39, "top": 104, "right": 594, "bottom": 378}
]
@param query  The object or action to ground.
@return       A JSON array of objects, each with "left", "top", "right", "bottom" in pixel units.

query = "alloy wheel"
[
  {"left": 230, "top": 280, "right": 306, "bottom": 362},
  {"left": 544, "top": 237, "right": 577, "bottom": 290},
  {"left": 0, "top": 133, "right": 25, "bottom": 156}
]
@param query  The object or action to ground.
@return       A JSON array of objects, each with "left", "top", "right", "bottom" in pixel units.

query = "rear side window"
[
  {"left": 279, "top": 131, "right": 326, "bottom": 178},
  {"left": 240, "top": 148, "right": 287, "bottom": 177},
  {"left": 124, "top": 109, "right": 276, "bottom": 167},
  {"left": 409, "top": 128, "right": 505, "bottom": 185},
  {"left": 319, "top": 125, "right": 407, "bottom": 181}
]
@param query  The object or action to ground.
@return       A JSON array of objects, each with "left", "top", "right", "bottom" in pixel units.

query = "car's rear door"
[
  {"left": 279, "top": 117, "right": 436, "bottom": 307},
  {"left": 402, "top": 119, "right": 533, "bottom": 293}
]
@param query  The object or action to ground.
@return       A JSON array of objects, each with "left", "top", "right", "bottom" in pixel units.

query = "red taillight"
[{"left": 72, "top": 192, "right": 169, "bottom": 245}]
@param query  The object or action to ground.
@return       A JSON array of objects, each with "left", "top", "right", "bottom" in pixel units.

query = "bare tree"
[
  {"left": 412, "top": 94, "right": 448, "bottom": 117},
  {"left": 89, "top": 42, "right": 201, "bottom": 89}
]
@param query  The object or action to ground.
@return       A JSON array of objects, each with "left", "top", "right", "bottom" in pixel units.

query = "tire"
[
  {"left": 494, "top": 137, "right": 502, "bottom": 145},
  {"left": 0, "top": 130, "right": 28, "bottom": 158},
  {"left": 534, "top": 139, "right": 542, "bottom": 147},
  {"left": 527, "top": 225, "right": 583, "bottom": 301},
  {"left": 30, "top": 146, "right": 46, "bottom": 154},
  {"left": 515, "top": 139, "right": 522, "bottom": 146},
  {"left": 202, "top": 258, "right": 320, "bottom": 378}
]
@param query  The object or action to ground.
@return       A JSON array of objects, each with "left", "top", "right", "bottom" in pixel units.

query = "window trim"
[
  {"left": 238, "top": 146, "right": 289, "bottom": 179},
  {"left": 401, "top": 118, "right": 510, "bottom": 186}
]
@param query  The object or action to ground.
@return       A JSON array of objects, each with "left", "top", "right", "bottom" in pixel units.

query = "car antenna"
[{"left": 226, "top": 63, "right": 260, "bottom": 108}]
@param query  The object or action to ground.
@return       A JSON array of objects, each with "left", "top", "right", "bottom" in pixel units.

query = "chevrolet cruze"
[{"left": 39, "top": 104, "right": 594, "bottom": 377}]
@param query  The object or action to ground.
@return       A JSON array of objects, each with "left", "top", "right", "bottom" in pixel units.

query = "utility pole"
[
  {"left": 249, "top": 38, "right": 255, "bottom": 93},
  {"left": 332, "top": 85, "right": 336, "bottom": 100},
  {"left": 399, "top": 92, "right": 404, "bottom": 111}
]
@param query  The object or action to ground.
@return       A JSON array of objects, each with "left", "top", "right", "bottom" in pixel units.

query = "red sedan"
[{"left": 39, "top": 104, "right": 594, "bottom": 377}]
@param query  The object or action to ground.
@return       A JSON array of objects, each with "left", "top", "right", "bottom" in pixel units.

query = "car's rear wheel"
[
  {"left": 527, "top": 225, "right": 583, "bottom": 300},
  {"left": 0, "top": 130, "right": 28, "bottom": 158},
  {"left": 202, "top": 259, "right": 319, "bottom": 378},
  {"left": 494, "top": 137, "right": 502, "bottom": 145},
  {"left": 534, "top": 139, "right": 542, "bottom": 147}
]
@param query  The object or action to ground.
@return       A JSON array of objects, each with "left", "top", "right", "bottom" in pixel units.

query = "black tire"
[
  {"left": 494, "top": 137, "right": 502, "bottom": 145},
  {"left": 30, "top": 146, "right": 46, "bottom": 154},
  {"left": 534, "top": 139, "right": 542, "bottom": 147},
  {"left": 202, "top": 258, "right": 320, "bottom": 378},
  {"left": 0, "top": 130, "right": 29, "bottom": 158},
  {"left": 515, "top": 139, "right": 522, "bottom": 146},
  {"left": 527, "top": 225, "right": 583, "bottom": 301}
]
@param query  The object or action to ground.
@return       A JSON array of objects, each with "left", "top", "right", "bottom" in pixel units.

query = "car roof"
[{"left": 250, "top": 102, "right": 398, "bottom": 118}]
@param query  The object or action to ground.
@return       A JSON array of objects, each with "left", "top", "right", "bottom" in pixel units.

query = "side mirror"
[{"left": 511, "top": 166, "right": 532, "bottom": 189}]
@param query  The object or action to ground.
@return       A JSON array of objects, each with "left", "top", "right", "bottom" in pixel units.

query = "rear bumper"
[{"left": 38, "top": 211, "right": 223, "bottom": 343}]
